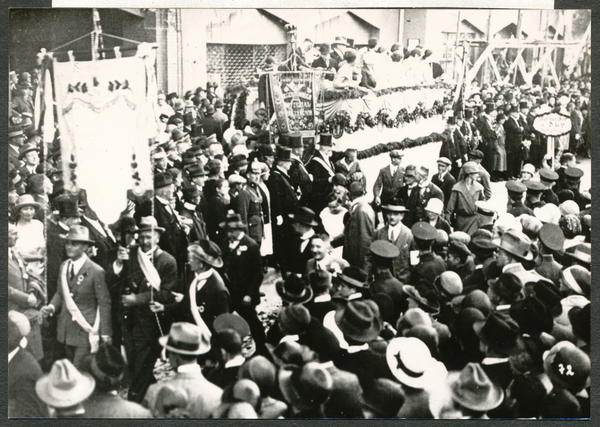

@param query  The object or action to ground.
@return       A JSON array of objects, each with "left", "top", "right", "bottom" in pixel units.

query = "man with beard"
[{"left": 107, "top": 216, "right": 177, "bottom": 403}]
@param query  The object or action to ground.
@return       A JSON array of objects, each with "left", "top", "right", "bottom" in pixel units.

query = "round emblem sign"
[{"left": 533, "top": 112, "right": 572, "bottom": 137}]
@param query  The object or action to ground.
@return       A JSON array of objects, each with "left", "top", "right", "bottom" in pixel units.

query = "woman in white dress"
[
  {"left": 13, "top": 194, "right": 46, "bottom": 278},
  {"left": 319, "top": 193, "right": 348, "bottom": 258}
]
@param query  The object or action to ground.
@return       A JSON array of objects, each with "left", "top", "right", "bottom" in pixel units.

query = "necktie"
[
  {"left": 389, "top": 228, "right": 395, "bottom": 242},
  {"left": 69, "top": 261, "right": 75, "bottom": 281}
]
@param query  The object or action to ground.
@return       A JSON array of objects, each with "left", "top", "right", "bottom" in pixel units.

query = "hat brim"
[
  {"left": 18, "top": 147, "right": 38, "bottom": 159},
  {"left": 381, "top": 205, "right": 409, "bottom": 212},
  {"left": 403, "top": 285, "right": 440, "bottom": 313},
  {"left": 35, "top": 371, "right": 96, "bottom": 408},
  {"left": 334, "top": 307, "right": 382, "bottom": 343},
  {"left": 158, "top": 335, "right": 210, "bottom": 356},
  {"left": 213, "top": 313, "right": 251, "bottom": 337},
  {"left": 447, "top": 371, "right": 504, "bottom": 412},
  {"left": 219, "top": 221, "right": 247, "bottom": 230},
  {"left": 276, "top": 281, "right": 313, "bottom": 304},
  {"left": 288, "top": 213, "right": 318, "bottom": 227},
  {"left": 14, "top": 201, "right": 41, "bottom": 212},
  {"left": 136, "top": 226, "right": 165, "bottom": 234},
  {"left": 492, "top": 239, "right": 534, "bottom": 261},
  {"left": 337, "top": 273, "right": 368, "bottom": 289},
  {"left": 60, "top": 235, "right": 95, "bottom": 245}
]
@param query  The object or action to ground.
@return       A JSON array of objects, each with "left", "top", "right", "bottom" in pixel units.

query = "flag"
[{"left": 43, "top": 68, "right": 55, "bottom": 144}]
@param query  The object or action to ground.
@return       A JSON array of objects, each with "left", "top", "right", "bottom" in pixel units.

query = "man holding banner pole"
[{"left": 106, "top": 216, "right": 178, "bottom": 403}]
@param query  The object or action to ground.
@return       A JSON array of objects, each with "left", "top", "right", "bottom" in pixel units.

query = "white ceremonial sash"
[
  {"left": 60, "top": 263, "right": 101, "bottom": 353},
  {"left": 188, "top": 270, "right": 213, "bottom": 340},
  {"left": 137, "top": 249, "right": 161, "bottom": 290}
]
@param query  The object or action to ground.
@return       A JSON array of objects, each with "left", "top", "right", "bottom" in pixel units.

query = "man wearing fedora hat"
[
  {"left": 143, "top": 322, "right": 222, "bottom": 417},
  {"left": 107, "top": 216, "right": 178, "bottom": 403},
  {"left": 81, "top": 343, "right": 152, "bottom": 418},
  {"left": 18, "top": 143, "right": 40, "bottom": 184},
  {"left": 35, "top": 358, "right": 96, "bottom": 417},
  {"left": 219, "top": 212, "right": 267, "bottom": 355},
  {"left": 372, "top": 199, "right": 413, "bottom": 283},
  {"left": 306, "top": 133, "right": 335, "bottom": 216},
  {"left": 155, "top": 240, "right": 229, "bottom": 336},
  {"left": 40, "top": 225, "right": 112, "bottom": 368},
  {"left": 324, "top": 300, "right": 395, "bottom": 390}
]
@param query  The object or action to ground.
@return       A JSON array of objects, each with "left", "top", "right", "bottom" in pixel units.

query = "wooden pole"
[
  {"left": 453, "top": 11, "right": 462, "bottom": 81},
  {"left": 398, "top": 9, "right": 405, "bottom": 47},
  {"left": 513, "top": 10, "right": 522, "bottom": 85}
]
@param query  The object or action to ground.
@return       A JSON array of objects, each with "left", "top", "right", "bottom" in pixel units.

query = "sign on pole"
[{"left": 532, "top": 112, "right": 572, "bottom": 169}]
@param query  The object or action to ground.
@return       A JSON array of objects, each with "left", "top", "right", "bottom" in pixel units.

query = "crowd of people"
[
  {"left": 8, "top": 45, "right": 591, "bottom": 419},
  {"left": 260, "top": 36, "right": 443, "bottom": 93}
]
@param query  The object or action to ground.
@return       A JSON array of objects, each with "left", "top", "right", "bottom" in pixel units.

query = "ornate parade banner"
[
  {"left": 269, "top": 71, "right": 317, "bottom": 134},
  {"left": 53, "top": 46, "right": 159, "bottom": 224}
]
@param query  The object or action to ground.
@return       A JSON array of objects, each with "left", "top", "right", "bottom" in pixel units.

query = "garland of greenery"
[
  {"left": 355, "top": 131, "right": 445, "bottom": 160},
  {"left": 233, "top": 88, "right": 249, "bottom": 130},
  {"left": 320, "top": 82, "right": 453, "bottom": 102},
  {"left": 318, "top": 100, "right": 447, "bottom": 135}
]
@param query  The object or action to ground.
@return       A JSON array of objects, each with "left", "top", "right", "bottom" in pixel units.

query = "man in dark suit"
[
  {"left": 373, "top": 150, "right": 405, "bottom": 207},
  {"left": 306, "top": 133, "right": 336, "bottom": 216},
  {"left": 200, "top": 105, "right": 224, "bottom": 146},
  {"left": 8, "top": 311, "right": 49, "bottom": 418},
  {"left": 78, "top": 189, "right": 117, "bottom": 272},
  {"left": 330, "top": 37, "right": 347, "bottom": 67},
  {"left": 179, "top": 184, "right": 208, "bottom": 243},
  {"left": 395, "top": 165, "right": 422, "bottom": 228},
  {"left": 219, "top": 213, "right": 266, "bottom": 355},
  {"left": 440, "top": 116, "right": 468, "bottom": 178},
  {"left": 478, "top": 102, "right": 498, "bottom": 175},
  {"left": 153, "top": 172, "right": 188, "bottom": 275},
  {"left": 40, "top": 226, "right": 112, "bottom": 368},
  {"left": 414, "top": 166, "right": 445, "bottom": 222},
  {"left": 235, "top": 162, "right": 265, "bottom": 245},
  {"left": 107, "top": 216, "right": 178, "bottom": 403},
  {"left": 267, "top": 148, "right": 298, "bottom": 269},
  {"left": 281, "top": 207, "right": 318, "bottom": 276},
  {"left": 160, "top": 240, "right": 230, "bottom": 335},
  {"left": 312, "top": 44, "right": 338, "bottom": 79},
  {"left": 431, "top": 157, "right": 456, "bottom": 208},
  {"left": 43, "top": 194, "right": 82, "bottom": 371},
  {"left": 504, "top": 105, "right": 525, "bottom": 179},
  {"left": 288, "top": 134, "right": 312, "bottom": 203}
]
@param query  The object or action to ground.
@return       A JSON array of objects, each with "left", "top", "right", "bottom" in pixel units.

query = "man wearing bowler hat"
[
  {"left": 372, "top": 198, "right": 413, "bottom": 284},
  {"left": 143, "top": 322, "right": 222, "bottom": 418},
  {"left": 306, "top": 133, "right": 336, "bottom": 216},
  {"left": 312, "top": 43, "right": 338, "bottom": 77},
  {"left": 432, "top": 157, "right": 456, "bottom": 207},
  {"left": 281, "top": 207, "right": 319, "bottom": 276},
  {"left": 107, "top": 216, "right": 178, "bottom": 403},
  {"left": 40, "top": 226, "right": 112, "bottom": 368},
  {"left": 219, "top": 212, "right": 267, "bottom": 356}
]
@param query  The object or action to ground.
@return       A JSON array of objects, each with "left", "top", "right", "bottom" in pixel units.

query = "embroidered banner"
[
  {"left": 269, "top": 71, "right": 316, "bottom": 134},
  {"left": 53, "top": 48, "right": 158, "bottom": 224}
]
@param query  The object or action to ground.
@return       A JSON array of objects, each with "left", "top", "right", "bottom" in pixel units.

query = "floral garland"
[
  {"left": 320, "top": 82, "right": 453, "bottom": 102},
  {"left": 354, "top": 131, "right": 446, "bottom": 160},
  {"left": 233, "top": 88, "right": 249, "bottom": 130},
  {"left": 318, "top": 100, "right": 448, "bottom": 135}
]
